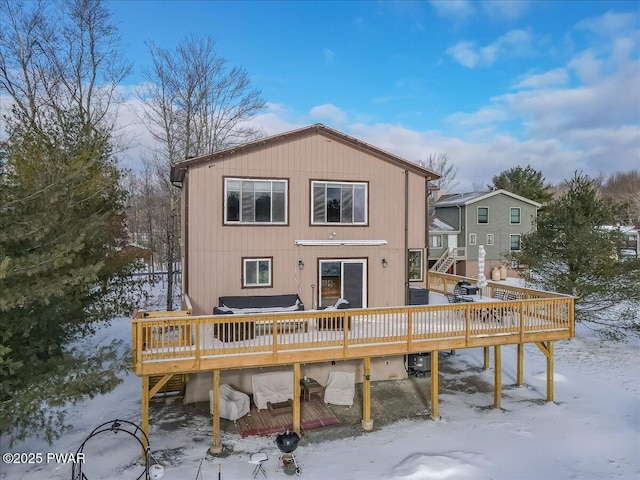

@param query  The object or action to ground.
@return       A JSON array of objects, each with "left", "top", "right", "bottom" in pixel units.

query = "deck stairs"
[
  {"left": 430, "top": 248, "right": 465, "bottom": 273},
  {"left": 149, "top": 374, "right": 188, "bottom": 400}
]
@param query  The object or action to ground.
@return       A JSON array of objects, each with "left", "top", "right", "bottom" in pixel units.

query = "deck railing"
[{"left": 132, "top": 277, "right": 575, "bottom": 376}]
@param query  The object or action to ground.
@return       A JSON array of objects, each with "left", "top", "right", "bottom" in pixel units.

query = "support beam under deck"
[
  {"left": 494, "top": 345, "right": 502, "bottom": 409},
  {"left": 430, "top": 350, "right": 440, "bottom": 419},
  {"left": 209, "top": 370, "right": 222, "bottom": 454},
  {"left": 362, "top": 357, "right": 373, "bottom": 430}
]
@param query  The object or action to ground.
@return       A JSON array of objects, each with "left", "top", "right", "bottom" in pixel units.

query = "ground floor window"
[
  {"left": 510, "top": 234, "right": 521, "bottom": 251},
  {"left": 408, "top": 249, "right": 423, "bottom": 281},
  {"left": 243, "top": 257, "right": 272, "bottom": 287}
]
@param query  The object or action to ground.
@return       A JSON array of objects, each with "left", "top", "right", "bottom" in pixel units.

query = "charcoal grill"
[{"left": 275, "top": 431, "right": 301, "bottom": 476}]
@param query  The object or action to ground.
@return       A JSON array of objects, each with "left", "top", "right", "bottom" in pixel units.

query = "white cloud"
[
  {"left": 323, "top": 48, "right": 336, "bottom": 63},
  {"left": 447, "top": 29, "right": 533, "bottom": 68},
  {"left": 513, "top": 68, "right": 570, "bottom": 89},
  {"left": 481, "top": 0, "right": 530, "bottom": 21},
  {"left": 575, "top": 11, "right": 638, "bottom": 38},
  {"left": 309, "top": 103, "right": 347, "bottom": 124},
  {"left": 429, "top": 0, "right": 475, "bottom": 21},
  {"left": 447, "top": 107, "right": 510, "bottom": 126}
]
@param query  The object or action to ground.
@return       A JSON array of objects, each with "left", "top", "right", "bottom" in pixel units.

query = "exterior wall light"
[
  {"left": 382, "top": 258, "right": 388, "bottom": 268},
  {"left": 298, "top": 260, "right": 304, "bottom": 270}
]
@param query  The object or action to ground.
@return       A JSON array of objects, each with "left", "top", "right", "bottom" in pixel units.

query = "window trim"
[
  {"left": 477, "top": 206, "right": 489, "bottom": 224},
  {"left": 510, "top": 234, "right": 521, "bottom": 251},
  {"left": 310, "top": 180, "right": 369, "bottom": 226},
  {"left": 224, "top": 176, "right": 289, "bottom": 225},
  {"left": 487, "top": 233, "right": 494, "bottom": 246},
  {"left": 242, "top": 256, "right": 273, "bottom": 288},
  {"left": 408, "top": 249, "right": 424, "bottom": 282},
  {"left": 510, "top": 207, "right": 521, "bottom": 225},
  {"left": 429, "top": 235, "right": 443, "bottom": 248},
  {"left": 469, "top": 233, "right": 477, "bottom": 245}
]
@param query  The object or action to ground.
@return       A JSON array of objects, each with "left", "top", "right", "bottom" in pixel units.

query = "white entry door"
[{"left": 319, "top": 259, "right": 367, "bottom": 309}]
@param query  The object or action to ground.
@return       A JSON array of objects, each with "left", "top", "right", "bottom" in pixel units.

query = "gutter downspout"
[{"left": 404, "top": 170, "right": 410, "bottom": 305}]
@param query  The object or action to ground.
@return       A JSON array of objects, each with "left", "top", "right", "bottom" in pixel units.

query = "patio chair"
[
  {"left": 453, "top": 286, "right": 474, "bottom": 302},
  {"left": 324, "top": 371, "right": 355, "bottom": 406},
  {"left": 446, "top": 293, "right": 459, "bottom": 304},
  {"left": 249, "top": 451, "right": 268, "bottom": 478},
  {"left": 209, "top": 384, "right": 250, "bottom": 422}
]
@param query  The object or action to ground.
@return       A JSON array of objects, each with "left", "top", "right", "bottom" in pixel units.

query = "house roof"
[
  {"left": 429, "top": 216, "right": 459, "bottom": 233},
  {"left": 170, "top": 124, "right": 441, "bottom": 183},
  {"left": 435, "top": 189, "right": 542, "bottom": 208}
]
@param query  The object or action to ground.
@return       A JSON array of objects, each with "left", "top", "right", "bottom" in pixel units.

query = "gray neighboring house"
[{"left": 429, "top": 189, "right": 541, "bottom": 277}]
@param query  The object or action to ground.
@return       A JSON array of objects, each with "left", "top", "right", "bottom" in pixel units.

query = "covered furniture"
[
  {"left": 213, "top": 294, "right": 305, "bottom": 341},
  {"left": 251, "top": 371, "right": 293, "bottom": 410},
  {"left": 317, "top": 298, "right": 351, "bottom": 331},
  {"left": 214, "top": 294, "right": 304, "bottom": 314},
  {"left": 209, "top": 384, "right": 250, "bottom": 421},
  {"left": 323, "top": 371, "right": 356, "bottom": 406}
]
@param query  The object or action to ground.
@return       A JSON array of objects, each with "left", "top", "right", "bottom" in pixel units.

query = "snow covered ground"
[{"left": 1, "top": 283, "right": 639, "bottom": 480}]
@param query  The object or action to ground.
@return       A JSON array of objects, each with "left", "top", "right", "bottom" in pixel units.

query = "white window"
[
  {"left": 510, "top": 207, "right": 521, "bottom": 225},
  {"left": 408, "top": 249, "right": 423, "bottom": 281},
  {"left": 225, "top": 178, "right": 287, "bottom": 224},
  {"left": 243, "top": 257, "right": 272, "bottom": 287},
  {"left": 311, "top": 181, "right": 367, "bottom": 225},
  {"left": 429, "top": 235, "right": 443, "bottom": 248},
  {"left": 477, "top": 206, "right": 489, "bottom": 224},
  {"left": 510, "top": 234, "right": 521, "bottom": 251},
  {"left": 487, "top": 234, "right": 494, "bottom": 245},
  {"left": 469, "top": 233, "right": 477, "bottom": 245}
]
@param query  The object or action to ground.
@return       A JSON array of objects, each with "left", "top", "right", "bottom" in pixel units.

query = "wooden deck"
[
  {"left": 131, "top": 273, "right": 575, "bottom": 453},
  {"left": 132, "top": 280, "right": 574, "bottom": 376}
]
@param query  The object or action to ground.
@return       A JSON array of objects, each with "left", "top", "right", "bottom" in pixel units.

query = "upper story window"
[
  {"left": 477, "top": 206, "right": 489, "bottom": 224},
  {"left": 510, "top": 207, "right": 521, "bottom": 224},
  {"left": 225, "top": 178, "right": 287, "bottom": 224},
  {"left": 311, "top": 181, "right": 367, "bottom": 225}
]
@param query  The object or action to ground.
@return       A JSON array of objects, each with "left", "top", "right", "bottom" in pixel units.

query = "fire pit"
[{"left": 275, "top": 431, "right": 301, "bottom": 476}]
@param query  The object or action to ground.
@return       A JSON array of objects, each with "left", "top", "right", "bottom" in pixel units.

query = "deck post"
[
  {"left": 293, "top": 363, "right": 301, "bottom": 435},
  {"left": 535, "top": 341, "right": 555, "bottom": 402},
  {"left": 362, "top": 357, "right": 373, "bottom": 430},
  {"left": 483, "top": 347, "right": 490, "bottom": 370},
  {"left": 141, "top": 376, "right": 149, "bottom": 460},
  {"left": 493, "top": 345, "right": 502, "bottom": 409},
  {"left": 517, "top": 343, "right": 524, "bottom": 386},
  {"left": 430, "top": 351, "right": 440, "bottom": 419},
  {"left": 209, "top": 370, "right": 223, "bottom": 454}
]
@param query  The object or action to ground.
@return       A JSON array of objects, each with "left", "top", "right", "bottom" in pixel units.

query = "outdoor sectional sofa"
[{"left": 212, "top": 294, "right": 305, "bottom": 342}]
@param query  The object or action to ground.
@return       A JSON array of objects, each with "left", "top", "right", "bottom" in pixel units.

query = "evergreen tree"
[
  {"left": 491, "top": 165, "right": 554, "bottom": 204},
  {"left": 509, "top": 173, "right": 640, "bottom": 338},
  {"left": 0, "top": 113, "right": 143, "bottom": 444}
]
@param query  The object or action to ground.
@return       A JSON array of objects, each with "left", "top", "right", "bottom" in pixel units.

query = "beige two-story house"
[{"left": 170, "top": 124, "right": 440, "bottom": 316}]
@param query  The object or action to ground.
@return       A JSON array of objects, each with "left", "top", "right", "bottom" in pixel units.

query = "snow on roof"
[
  {"left": 436, "top": 189, "right": 542, "bottom": 208},
  {"left": 430, "top": 216, "right": 458, "bottom": 232}
]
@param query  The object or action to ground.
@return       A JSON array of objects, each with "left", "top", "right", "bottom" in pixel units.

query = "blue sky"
[{"left": 110, "top": 0, "right": 640, "bottom": 191}]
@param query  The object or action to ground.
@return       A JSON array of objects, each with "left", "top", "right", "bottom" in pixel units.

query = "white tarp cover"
[{"left": 251, "top": 371, "right": 294, "bottom": 410}]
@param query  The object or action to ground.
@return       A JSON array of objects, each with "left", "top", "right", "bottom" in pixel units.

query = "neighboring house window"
[
  {"left": 429, "top": 235, "right": 443, "bottom": 248},
  {"left": 408, "top": 249, "right": 423, "bottom": 281},
  {"left": 311, "top": 181, "right": 367, "bottom": 225},
  {"left": 225, "top": 178, "right": 287, "bottom": 224},
  {"left": 469, "top": 233, "right": 477, "bottom": 245},
  {"left": 510, "top": 234, "right": 521, "bottom": 251},
  {"left": 510, "top": 207, "right": 521, "bottom": 225},
  {"left": 487, "top": 234, "right": 494, "bottom": 245},
  {"left": 477, "top": 207, "right": 489, "bottom": 224},
  {"left": 243, "top": 257, "right": 272, "bottom": 287}
]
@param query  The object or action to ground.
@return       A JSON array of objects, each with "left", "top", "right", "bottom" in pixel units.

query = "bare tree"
[
  {"left": 419, "top": 153, "right": 459, "bottom": 193},
  {"left": 135, "top": 35, "right": 266, "bottom": 308},
  {"left": 0, "top": 0, "right": 130, "bottom": 132},
  {"left": 600, "top": 170, "right": 640, "bottom": 224}
]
